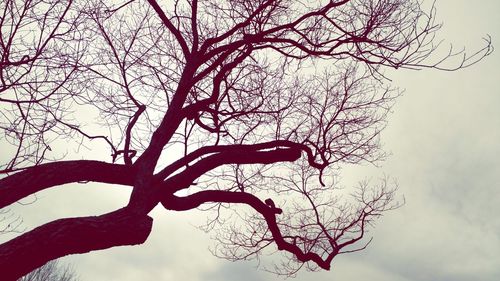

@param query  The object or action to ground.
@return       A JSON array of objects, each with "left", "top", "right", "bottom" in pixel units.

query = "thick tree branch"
[
  {"left": 0, "top": 161, "right": 135, "bottom": 209},
  {"left": 156, "top": 140, "right": 323, "bottom": 180},
  {"left": 162, "top": 190, "right": 336, "bottom": 270},
  {"left": 133, "top": 59, "right": 199, "bottom": 172},
  {"left": 161, "top": 147, "right": 301, "bottom": 193},
  {"left": 0, "top": 207, "right": 153, "bottom": 280},
  {"left": 146, "top": 0, "right": 190, "bottom": 57}
]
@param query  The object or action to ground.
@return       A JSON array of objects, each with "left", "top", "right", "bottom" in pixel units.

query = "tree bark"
[
  {"left": 0, "top": 208, "right": 152, "bottom": 280},
  {"left": 0, "top": 161, "right": 135, "bottom": 209}
]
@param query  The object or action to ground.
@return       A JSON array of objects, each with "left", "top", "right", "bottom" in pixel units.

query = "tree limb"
[
  {"left": 162, "top": 190, "right": 337, "bottom": 270},
  {"left": 0, "top": 161, "right": 135, "bottom": 209},
  {"left": 146, "top": 0, "right": 190, "bottom": 58},
  {"left": 160, "top": 147, "right": 301, "bottom": 194},
  {"left": 0, "top": 207, "right": 153, "bottom": 280}
]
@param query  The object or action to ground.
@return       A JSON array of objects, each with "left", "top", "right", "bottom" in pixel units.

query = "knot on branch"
[{"left": 265, "top": 198, "right": 282, "bottom": 214}]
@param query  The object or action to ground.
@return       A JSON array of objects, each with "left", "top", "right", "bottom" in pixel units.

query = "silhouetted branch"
[
  {"left": 0, "top": 207, "right": 152, "bottom": 280},
  {"left": 0, "top": 161, "right": 134, "bottom": 209}
]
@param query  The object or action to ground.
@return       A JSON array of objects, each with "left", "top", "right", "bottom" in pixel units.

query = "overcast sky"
[{"left": 2, "top": 0, "right": 500, "bottom": 280}]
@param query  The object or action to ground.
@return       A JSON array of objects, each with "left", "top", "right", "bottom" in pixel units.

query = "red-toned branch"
[
  {"left": 133, "top": 60, "right": 199, "bottom": 172},
  {"left": 162, "top": 190, "right": 337, "bottom": 270},
  {"left": 190, "top": 0, "right": 199, "bottom": 52},
  {"left": 0, "top": 207, "right": 153, "bottom": 280},
  {"left": 0, "top": 161, "right": 135, "bottom": 208},
  {"left": 200, "top": 0, "right": 276, "bottom": 51},
  {"left": 146, "top": 0, "right": 190, "bottom": 57},
  {"left": 156, "top": 140, "right": 324, "bottom": 180},
  {"left": 160, "top": 147, "right": 301, "bottom": 194},
  {"left": 124, "top": 105, "right": 146, "bottom": 165}
]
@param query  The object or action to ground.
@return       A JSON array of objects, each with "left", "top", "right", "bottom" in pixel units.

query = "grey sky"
[{"left": 2, "top": 0, "right": 500, "bottom": 280}]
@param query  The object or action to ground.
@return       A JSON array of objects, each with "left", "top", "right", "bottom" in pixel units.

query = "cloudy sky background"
[{"left": 2, "top": 0, "right": 499, "bottom": 280}]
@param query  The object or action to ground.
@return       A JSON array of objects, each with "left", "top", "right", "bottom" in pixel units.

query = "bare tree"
[
  {"left": 0, "top": 0, "right": 492, "bottom": 279},
  {"left": 17, "top": 260, "right": 78, "bottom": 281}
]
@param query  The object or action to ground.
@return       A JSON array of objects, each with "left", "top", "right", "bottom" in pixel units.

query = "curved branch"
[
  {"left": 0, "top": 207, "right": 153, "bottom": 280},
  {"left": 159, "top": 148, "right": 301, "bottom": 195},
  {"left": 0, "top": 161, "right": 135, "bottom": 209},
  {"left": 124, "top": 105, "right": 146, "bottom": 165},
  {"left": 146, "top": 0, "right": 190, "bottom": 57},
  {"left": 161, "top": 190, "right": 336, "bottom": 270},
  {"left": 156, "top": 140, "right": 324, "bottom": 180}
]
